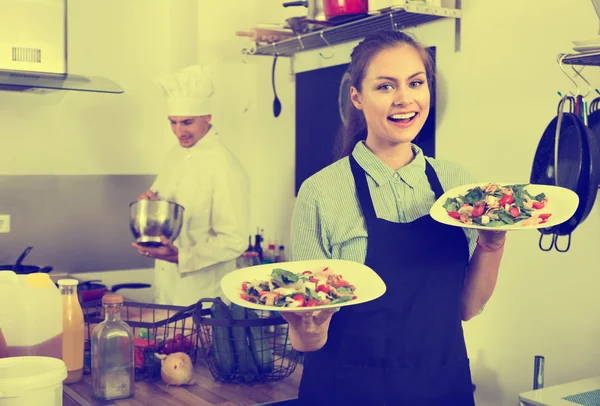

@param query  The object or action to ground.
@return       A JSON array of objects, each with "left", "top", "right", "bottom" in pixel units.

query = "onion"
[{"left": 155, "top": 352, "right": 196, "bottom": 386}]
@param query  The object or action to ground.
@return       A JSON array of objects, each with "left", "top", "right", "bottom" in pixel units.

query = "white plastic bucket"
[{"left": 0, "top": 357, "right": 67, "bottom": 406}]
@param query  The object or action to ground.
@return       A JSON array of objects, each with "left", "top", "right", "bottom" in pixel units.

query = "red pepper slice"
[{"left": 448, "top": 211, "right": 460, "bottom": 219}]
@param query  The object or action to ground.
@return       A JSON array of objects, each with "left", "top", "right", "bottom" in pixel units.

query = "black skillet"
[
  {"left": 0, "top": 246, "right": 54, "bottom": 274},
  {"left": 554, "top": 103, "right": 599, "bottom": 237},
  {"left": 530, "top": 96, "right": 582, "bottom": 250},
  {"left": 587, "top": 97, "right": 600, "bottom": 175}
]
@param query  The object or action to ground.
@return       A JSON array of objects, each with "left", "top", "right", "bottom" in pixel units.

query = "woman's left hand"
[
  {"left": 477, "top": 230, "right": 507, "bottom": 250},
  {"left": 132, "top": 236, "right": 179, "bottom": 263}
]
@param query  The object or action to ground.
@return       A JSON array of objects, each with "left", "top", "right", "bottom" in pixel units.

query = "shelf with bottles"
[
  {"left": 240, "top": 2, "right": 462, "bottom": 58},
  {"left": 238, "top": 227, "right": 287, "bottom": 268}
]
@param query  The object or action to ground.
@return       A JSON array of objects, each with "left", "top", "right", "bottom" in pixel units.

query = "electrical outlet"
[{"left": 0, "top": 215, "right": 10, "bottom": 233}]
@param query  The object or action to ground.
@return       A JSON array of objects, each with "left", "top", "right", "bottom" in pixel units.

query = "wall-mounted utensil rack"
[
  {"left": 241, "top": 2, "right": 462, "bottom": 58},
  {"left": 562, "top": 51, "right": 600, "bottom": 66}
]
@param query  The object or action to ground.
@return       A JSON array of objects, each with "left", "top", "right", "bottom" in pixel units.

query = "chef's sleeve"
[
  {"left": 177, "top": 166, "right": 249, "bottom": 273},
  {"left": 290, "top": 181, "right": 331, "bottom": 261}
]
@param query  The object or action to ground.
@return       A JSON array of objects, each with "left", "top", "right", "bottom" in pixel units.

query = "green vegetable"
[
  {"left": 331, "top": 296, "right": 354, "bottom": 304},
  {"left": 137, "top": 328, "right": 155, "bottom": 340},
  {"left": 246, "top": 309, "right": 274, "bottom": 374},
  {"left": 229, "top": 303, "right": 259, "bottom": 382},
  {"left": 270, "top": 268, "right": 299, "bottom": 285},
  {"left": 209, "top": 300, "right": 235, "bottom": 375}
]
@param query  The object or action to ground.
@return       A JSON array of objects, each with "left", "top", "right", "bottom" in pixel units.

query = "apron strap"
[
  {"left": 349, "top": 154, "right": 377, "bottom": 223},
  {"left": 424, "top": 158, "right": 446, "bottom": 199}
]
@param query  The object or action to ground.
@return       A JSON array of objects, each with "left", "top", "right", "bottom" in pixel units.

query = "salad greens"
[
  {"left": 240, "top": 267, "right": 357, "bottom": 308},
  {"left": 443, "top": 183, "right": 551, "bottom": 227}
]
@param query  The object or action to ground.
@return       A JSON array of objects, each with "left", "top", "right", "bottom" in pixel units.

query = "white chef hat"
[{"left": 155, "top": 64, "right": 215, "bottom": 116}]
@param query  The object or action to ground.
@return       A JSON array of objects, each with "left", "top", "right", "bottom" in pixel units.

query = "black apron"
[{"left": 294, "top": 155, "right": 475, "bottom": 406}]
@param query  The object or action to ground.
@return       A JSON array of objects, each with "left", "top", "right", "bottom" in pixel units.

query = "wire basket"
[
  {"left": 193, "top": 298, "right": 301, "bottom": 384},
  {"left": 82, "top": 300, "right": 200, "bottom": 381}
]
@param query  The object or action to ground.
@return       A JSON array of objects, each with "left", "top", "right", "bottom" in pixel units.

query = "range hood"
[{"left": 0, "top": 0, "right": 123, "bottom": 94}]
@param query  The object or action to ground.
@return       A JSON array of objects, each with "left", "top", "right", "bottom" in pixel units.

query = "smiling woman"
[
  {"left": 281, "top": 30, "right": 507, "bottom": 406},
  {"left": 336, "top": 31, "right": 435, "bottom": 162}
]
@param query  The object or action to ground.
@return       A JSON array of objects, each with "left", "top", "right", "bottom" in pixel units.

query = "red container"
[{"left": 323, "top": 0, "right": 369, "bottom": 21}]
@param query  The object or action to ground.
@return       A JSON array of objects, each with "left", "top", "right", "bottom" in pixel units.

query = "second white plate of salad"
[
  {"left": 220, "top": 259, "right": 387, "bottom": 312},
  {"left": 430, "top": 183, "right": 579, "bottom": 231}
]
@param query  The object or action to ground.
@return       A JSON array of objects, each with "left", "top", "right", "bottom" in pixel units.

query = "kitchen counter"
[
  {"left": 519, "top": 376, "right": 600, "bottom": 406},
  {"left": 63, "top": 358, "right": 301, "bottom": 406}
]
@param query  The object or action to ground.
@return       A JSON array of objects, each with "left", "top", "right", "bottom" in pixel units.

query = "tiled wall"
[{"left": 0, "top": 175, "right": 156, "bottom": 273}]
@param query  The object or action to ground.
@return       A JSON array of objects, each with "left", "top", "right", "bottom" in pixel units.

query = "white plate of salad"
[
  {"left": 430, "top": 183, "right": 579, "bottom": 231},
  {"left": 220, "top": 259, "right": 387, "bottom": 312}
]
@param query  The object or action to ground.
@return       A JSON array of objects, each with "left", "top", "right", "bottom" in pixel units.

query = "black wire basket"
[
  {"left": 82, "top": 300, "right": 200, "bottom": 382},
  {"left": 193, "top": 297, "right": 301, "bottom": 384}
]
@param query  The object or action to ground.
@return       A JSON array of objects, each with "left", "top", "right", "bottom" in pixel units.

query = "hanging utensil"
[{"left": 272, "top": 55, "right": 282, "bottom": 118}]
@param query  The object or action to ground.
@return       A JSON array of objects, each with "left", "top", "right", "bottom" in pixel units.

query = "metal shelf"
[
  {"left": 562, "top": 51, "right": 600, "bottom": 66},
  {"left": 241, "top": 4, "right": 462, "bottom": 58}
]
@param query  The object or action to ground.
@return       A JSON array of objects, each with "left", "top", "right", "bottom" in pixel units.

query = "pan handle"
[
  {"left": 111, "top": 283, "right": 151, "bottom": 292},
  {"left": 554, "top": 96, "right": 575, "bottom": 185}
]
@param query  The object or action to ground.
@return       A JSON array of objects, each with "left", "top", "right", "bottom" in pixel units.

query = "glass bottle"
[
  {"left": 91, "top": 294, "right": 134, "bottom": 400},
  {"left": 58, "top": 279, "right": 84, "bottom": 383}
]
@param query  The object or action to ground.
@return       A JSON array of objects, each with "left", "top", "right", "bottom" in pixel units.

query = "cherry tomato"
[
  {"left": 309, "top": 276, "right": 318, "bottom": 284},
  {"left": 448, "top": 211, "right": 460, "bottom": 219},
  {"left": 499, "top": 195, "right": 514, "bottom": 206},
  {"left": 241, "top": 282, "right": 249, "bottom": 291},
  {"left": 509, "top": 207, "right": 520, "bottom": 217},
  {"left": 292, "top": 294, "right": 306, "bottom": 307},
  {"left": 532, "top": 201, "right": 545, "bottom": 209},
  {"left": 306, "top": 299, "right": 319, "bottom": 307},
  {"left": 316, "top": 284, "right": 330, "bottom": 294},
  {"left": 471, "top": 205, "right": 484, "bottom": 217}
]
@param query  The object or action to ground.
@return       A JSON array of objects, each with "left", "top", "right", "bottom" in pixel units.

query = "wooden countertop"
[{"left": 63, "top": 358, "right": 301, "bottom": 406}]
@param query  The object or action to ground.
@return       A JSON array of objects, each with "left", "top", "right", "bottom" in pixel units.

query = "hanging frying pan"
[
  {"left": 554, "top": 112, "right": 599, "bottom": 236},
  {"left": 530, "top": 96, "right": 582, "bottom": 240},
  {"left": 587, "top": 96, "right": 600, "bottom": 179}
]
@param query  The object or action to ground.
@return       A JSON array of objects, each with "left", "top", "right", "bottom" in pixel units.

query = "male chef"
[{"left": 132, "top": 64, "right": 250, "bottom": 306}]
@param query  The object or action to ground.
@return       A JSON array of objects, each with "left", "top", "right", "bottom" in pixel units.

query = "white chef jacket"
[{"left": 149, "top": 126, "right": 249, "bottom": 306}]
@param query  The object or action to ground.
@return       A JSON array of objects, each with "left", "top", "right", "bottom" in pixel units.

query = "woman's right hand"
[
  {"left": 279, "top": 309, "right": 337, "bottom": 352},
  {"left": 139, "top": 190, "right": 158, "bottom": 200}
]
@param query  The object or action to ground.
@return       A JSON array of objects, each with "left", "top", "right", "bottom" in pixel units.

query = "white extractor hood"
[{"left": 0, "top": 0, "right": 123, "bottom": 94}]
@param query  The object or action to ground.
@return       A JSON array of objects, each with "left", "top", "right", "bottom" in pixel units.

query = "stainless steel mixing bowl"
[{"left": 129, "top": 199, "right": 185, "bottom": 247}]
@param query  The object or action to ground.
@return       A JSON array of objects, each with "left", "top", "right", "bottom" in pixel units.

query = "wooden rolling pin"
[{"left": 236, "top": 28, "right": 295, "bottom": 44}]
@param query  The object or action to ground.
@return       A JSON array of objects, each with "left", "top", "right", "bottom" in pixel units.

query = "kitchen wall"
[
  {"left": 255, "top": 1, "right": 600, "bottom": 405},
  {"left": 0, "top": 0, "right": 200, "bottom": 278}
]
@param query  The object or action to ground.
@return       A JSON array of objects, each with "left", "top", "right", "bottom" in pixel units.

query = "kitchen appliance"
[
  {"left": 0, "top": 0, "right": 123, "bottom": 94},
  {"left": 129, "top": 199, "right": 184, "bottom": 247},
  {"left": 322, "top": 0, "right": 370, "bottom": 23}
]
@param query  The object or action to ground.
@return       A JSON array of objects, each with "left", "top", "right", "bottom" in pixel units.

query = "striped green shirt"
[{"left": 291, "top": 141, "right": 478, "bottom": 270}]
